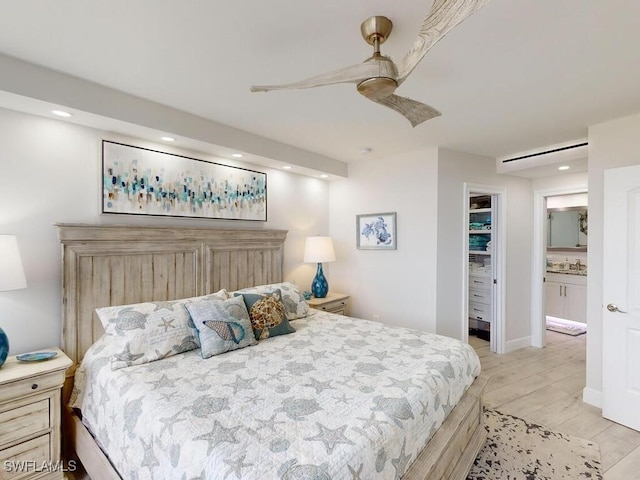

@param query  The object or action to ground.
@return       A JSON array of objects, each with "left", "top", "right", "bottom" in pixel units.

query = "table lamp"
[
  {"left": 303, "top": 236, "right": 336, "bottom": 298},
  {"left": 0, "top": 235, "right": 27, "bottom": 367}
]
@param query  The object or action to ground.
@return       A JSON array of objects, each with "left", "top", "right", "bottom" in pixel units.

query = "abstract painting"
[
  {"left": 102, "top": 141, "right": 267, "bottom": 221},
  {"left": 356, "top": 212, "right": 397, "bottom": 250}
]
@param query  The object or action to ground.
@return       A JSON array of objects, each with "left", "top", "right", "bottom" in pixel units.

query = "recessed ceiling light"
[
  {"left": 161, "top": 136, "right": 175, "bottom": 142},
  {"left": 52, "top": 110, "right": 72, "bottom": 118},
  {"left": 282, "top": 166, "right": 292, "bottom": 170},
  {"left": 360, "top": 147, "right": 372, "bottom": 155},
  {"left": 320, "top": 174, "right": 329, "bottom": 179},
  {"left": 558, "top": 165, "right": 570, "bottom": 171},
  {"left": 232, "top": 153, "right": 243, "bottom": 158}
]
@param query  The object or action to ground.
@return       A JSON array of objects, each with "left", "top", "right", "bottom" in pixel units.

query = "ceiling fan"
[{"left": 251, "top": 0, "right": 490, "bottom": 127}]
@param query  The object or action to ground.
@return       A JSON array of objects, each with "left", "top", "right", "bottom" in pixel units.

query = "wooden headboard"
[{"left": 56, "top": 224, "right": 287, "bottom": 373}]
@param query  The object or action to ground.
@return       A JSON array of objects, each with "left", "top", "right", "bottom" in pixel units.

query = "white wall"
[
  {"left": 329, "top": 149, "right": 440, "bottom": 332},
  {"left": 531, "top": 172, "right": 588, "bottom": 196},
  {"left": 546, "top": 192, "right": 588, "bottom": 208},
  {"left": 436, "top": 149, "right": 533, "bottom": 347},
  {"left": 329, "top": 147, "right": 533, "bottom": 347},
  {"left": 0, "top": 107, "right": 329, "bottom": 355},
  {"left": 585, "top": 111, "right": 640, "bottom": 406}
]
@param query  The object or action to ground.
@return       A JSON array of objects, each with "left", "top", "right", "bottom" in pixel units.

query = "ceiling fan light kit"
[{"left": 251, "top": 0, "right": 491, "bottom": 127}]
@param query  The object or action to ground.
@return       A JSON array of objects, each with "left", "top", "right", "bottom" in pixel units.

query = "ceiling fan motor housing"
[
  {"left": 356, "top": 53, "right": 399, "bottom": 100},
  {"left": 357, "top": 77, "right": 398, "bottom": 99},
  {"left": 357, "top": 16, "right": 398, "bottom": 100}
]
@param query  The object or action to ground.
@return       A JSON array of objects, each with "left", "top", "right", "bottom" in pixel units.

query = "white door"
[{"left": 603, "top": 165, "right": 640, "bottom": 431}]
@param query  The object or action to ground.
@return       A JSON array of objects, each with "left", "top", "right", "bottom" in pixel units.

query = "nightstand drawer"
[
  {"left": 315, "top": 300, "right": 348, "bottom": 314},
  {"left": 0, "top": 400, "right": 49, "bottom": 447},
  {"left": 0, "top": 371, "right": 62, "bottom": 404},
  {"left": 308, "top": 293, "right": 350, "bottom": 316},
  {"left": 0, "top": 349, "right": 71, "bottom": 480},
  {"left": 0, "top": 434, "right": 51, "bottom": 479}
]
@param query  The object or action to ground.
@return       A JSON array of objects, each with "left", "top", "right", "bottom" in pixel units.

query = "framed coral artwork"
[
  {"left": 356, "top": 212, "right": 397, "bottom": 250},
  {"left": 102, "top": 140, "right": 267, "bottom": 221}
]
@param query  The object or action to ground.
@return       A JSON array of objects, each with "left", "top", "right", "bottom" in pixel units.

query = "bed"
[{"left": 57, "top": 224, "right": 487, "bottom": 480}]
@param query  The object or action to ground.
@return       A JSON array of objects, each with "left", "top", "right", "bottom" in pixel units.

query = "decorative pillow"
[
  {"left": 184, "top": 291, "right": 229, "bottom": 340},
  {"left": 235, "top": 289, "right": 295, "bottom": 340},
  {"left": 232, "top": 282, "right": 310, "bottom": 320},
  {"left": 96, "top": 289, "right": 228, "bottom": 370},
  {"left": 185, "top": 296, "right": 257, "bottom": 359}
]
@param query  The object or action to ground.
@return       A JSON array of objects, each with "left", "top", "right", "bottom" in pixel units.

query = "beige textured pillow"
[{"left": 231, "top": 282, "right": 310, "bottom": 320}]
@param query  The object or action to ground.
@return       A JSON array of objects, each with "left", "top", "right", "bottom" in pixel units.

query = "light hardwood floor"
[{"left": 469, "top": 330, "right": 640, "bottom": 479}]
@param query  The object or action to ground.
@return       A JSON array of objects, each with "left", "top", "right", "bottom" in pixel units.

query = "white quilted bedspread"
[{"left": 71, "top": 312, "right": 481, "bottom": 480}]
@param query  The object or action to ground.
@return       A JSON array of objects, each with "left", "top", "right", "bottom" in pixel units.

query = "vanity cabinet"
[{"left": 545, "top": 272, "right": 587, "bottom": 323}]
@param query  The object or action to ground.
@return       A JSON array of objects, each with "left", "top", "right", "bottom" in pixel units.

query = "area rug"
[
  {"left": 545, "top": 320, "right": 587, "bottom": 336},
  {"left": 467, "top": 409, "right": 602, "bottom": 479}
]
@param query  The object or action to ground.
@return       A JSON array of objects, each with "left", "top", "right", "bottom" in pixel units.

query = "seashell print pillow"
[
  {"left": 235, "top": 289, "right": 295, "bottom": 340},
  {"left": 231, "top": 282, "right": 310, "bottom": 320},
  {"left": 185, "top": 296, "right": 257, "bottom": 359},
  {"left": 95, "top": 289, "right": 228, "bottom": 370}
]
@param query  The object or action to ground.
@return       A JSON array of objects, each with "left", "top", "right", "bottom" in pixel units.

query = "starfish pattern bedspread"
[{"left": 71, "top": 312, "right": 481, "bottom": 479}]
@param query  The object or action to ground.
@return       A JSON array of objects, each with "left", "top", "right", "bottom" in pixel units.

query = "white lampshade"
[
  {"left": 0, "top": 235, "right": 27, "bottom": 292},
  {"left": 304, "top": 236, "right": 336, "bottom": 263}
]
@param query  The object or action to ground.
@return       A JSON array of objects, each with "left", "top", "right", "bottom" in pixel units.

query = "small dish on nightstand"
[{"left": 16, "top": 351, "right": 58, "bottom": 362}]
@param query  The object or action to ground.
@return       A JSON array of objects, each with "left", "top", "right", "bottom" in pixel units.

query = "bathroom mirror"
[{"left": 547, "top": 207, "right": 587, "bottom": 251}]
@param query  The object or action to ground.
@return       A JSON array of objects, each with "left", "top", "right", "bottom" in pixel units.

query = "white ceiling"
[{"left": 0, "top": 0, "right": 639, "bottom": 169}]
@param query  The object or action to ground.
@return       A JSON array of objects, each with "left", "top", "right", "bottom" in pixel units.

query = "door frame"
[
  {"left": 463, "top": 183, "right": 506, "bottom": 354},
  {"left": 531, "top": 185, "right": 588, "bottom": 347}
]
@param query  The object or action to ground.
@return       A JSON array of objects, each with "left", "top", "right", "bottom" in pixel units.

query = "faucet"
[{"left": 574, "top": 259, "right": 582, "bottom": 270}]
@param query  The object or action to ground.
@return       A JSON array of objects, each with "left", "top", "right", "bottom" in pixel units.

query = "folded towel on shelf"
[{"left": 469, "top": 235, "right": 490, "bottom": 250}]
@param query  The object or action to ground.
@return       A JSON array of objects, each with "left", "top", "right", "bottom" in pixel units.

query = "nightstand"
[
  {"left": 0, "top": 348, "right": 72, "bottom": 479},
  {"left": 308, "top": 292, "right": 350, "bottom": 315}
]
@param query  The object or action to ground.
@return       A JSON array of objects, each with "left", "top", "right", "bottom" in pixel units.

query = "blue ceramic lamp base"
[
  {"left": 311, "top": 263, "right": 329, "bottom": 298},
  {"left": 0, "top": 326, "right": 9, "bottom": 368}
]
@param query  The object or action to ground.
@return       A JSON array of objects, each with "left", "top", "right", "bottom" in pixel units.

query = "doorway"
[
  {"left": 463, "top": 183, "right": 506, "bottom": 354},
  {"left": 532, "top": 186, "right": 588, "bottom": 348}
]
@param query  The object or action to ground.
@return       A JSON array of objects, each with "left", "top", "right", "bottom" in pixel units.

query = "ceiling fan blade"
[
  {"left": 371, "top": 94, "right": 441, "bottom": 127},
  {"left": 397, "top": 0, "right": 491, "bottom": 84},
  {"left": 251, "top": 61, "right": 383, "bottom": 93}
]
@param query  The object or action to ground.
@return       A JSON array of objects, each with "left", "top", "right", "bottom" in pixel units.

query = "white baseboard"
[
  {"left": 583, "top": 387, "right": 603, "bottom": 408},
  {"left": 504, "top": 336, "right": 532, "bottom": 353}
]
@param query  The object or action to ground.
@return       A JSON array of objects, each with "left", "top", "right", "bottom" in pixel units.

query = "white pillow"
[{"left": 95, "top": 289, "right": 228, "bottom": 370}]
